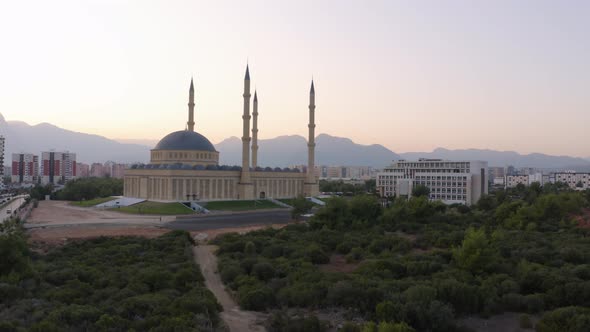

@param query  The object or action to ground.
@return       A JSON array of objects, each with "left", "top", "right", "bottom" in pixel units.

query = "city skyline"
[{"left": 1, "top": 1, "right": 589, "bottom": 157}]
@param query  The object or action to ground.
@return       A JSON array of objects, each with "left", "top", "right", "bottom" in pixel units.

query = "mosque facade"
[{"left": 123, "top": 66, "right": 319, "bottom": 201}]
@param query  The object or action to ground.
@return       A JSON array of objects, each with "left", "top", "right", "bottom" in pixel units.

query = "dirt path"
[{"left": 193, "top": 245, "right": 266, "bottom": 332}]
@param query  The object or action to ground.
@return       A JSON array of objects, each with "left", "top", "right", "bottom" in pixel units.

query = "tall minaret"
[
  {"left": 251, "top": 90, "right": 259, "bottom": 169},
  {"left": 187, "top": 78, "right": 195, "bottom": 132},
  {"left": 238, "top": 65, "right": 253, "bottom": 199},
  {"left": 305, "top": 80, "right": 318, "bottom": 195}
]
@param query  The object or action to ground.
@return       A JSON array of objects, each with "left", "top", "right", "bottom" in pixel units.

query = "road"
[
  {"left": 166, "top": 210, "right": 292, "bottom": 231},
  {"left": 1, "top": 196, "right": 26, "bottom": 223}
]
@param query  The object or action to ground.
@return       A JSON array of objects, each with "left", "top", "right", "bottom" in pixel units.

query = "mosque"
[{"left": 123, "top": 66, "right": 319, "bottom": 201}]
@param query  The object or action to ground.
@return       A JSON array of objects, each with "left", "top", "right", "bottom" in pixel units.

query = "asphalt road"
[
  {"left": 1, "top": 196, "right": 26, "bottom": 223},
  {"left": 166, "top": 209, "right": 293, "bottom": 231}
]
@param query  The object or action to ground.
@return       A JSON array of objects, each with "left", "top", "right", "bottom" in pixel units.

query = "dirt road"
[{"left": 193, "top": 245, "right": 266, "bottom": 332}]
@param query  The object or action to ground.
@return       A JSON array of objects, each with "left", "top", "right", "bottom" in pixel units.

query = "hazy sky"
[{"left": 0, "top": 0, "right": 589, "bottom": 157}]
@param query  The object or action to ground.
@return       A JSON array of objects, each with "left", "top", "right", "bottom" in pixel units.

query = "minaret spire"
[
  {"left": 187, "top": 77, "right": 195, "bottom": 131},
  {"left": 305, "top": 79, "right": 318, "bottom": 196},
  {"left": 238, "top": 64, "right": 254, "bottom": 199},
  {"left": 251, "top": 90, "right": 259, "bottom": 169}
]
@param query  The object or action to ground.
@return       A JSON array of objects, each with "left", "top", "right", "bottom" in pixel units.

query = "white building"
[
  {"left": 554, "top": 172, "right": 590, "bottom": 190},
  {"left": 376, "top": 159, "right": 488, "bottom": 206},
  {"left": 505, "top": 175, "right": 529, "bottom": 188},
  {"left": 527, "top": 173, "right": 545, "bottom": 185},
  {"left": 41, "top": 151, "right": 77, "bottom": 185},
  {"left": 11, "top": 153, "right": 39, "bottom": 183}
]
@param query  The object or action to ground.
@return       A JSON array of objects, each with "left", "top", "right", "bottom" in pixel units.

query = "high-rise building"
[
  {"left": 76, "top": 162, "right": 90, "bottom": 177},
  {"left": 376, "top": 159, "right": 488, "bottom": 206},
  {"left": 110, "top": 163, "right": 126, "bottom": 179},
  {"left": 0, "top": 136, "right": 4, "bottom": 177},
  {"left": 11, "top": 153, "right": 39, "bottom": 183},
  {"left": 90, "top": 163, "right": 106, "bottom": 177},
  {"left": 41, "top": 151, "right": 77, "bottom": 185}
]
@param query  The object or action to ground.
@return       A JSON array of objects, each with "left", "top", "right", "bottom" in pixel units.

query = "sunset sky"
[{"left": 0, "top": 0, "right": 588, "bottom": 157}]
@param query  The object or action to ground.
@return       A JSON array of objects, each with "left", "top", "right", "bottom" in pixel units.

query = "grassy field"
[
  {"left": 70, "top": 196, "right": 116, "bottom": 207},
  {"left": 114, "top": 201, "right": 194, "bottom": 215},
  {"left": 204, "top": 199, "right": 283, "bottom": 211},
  {"left": 278, "top": 198, "right": 322, "bottom": 206}
]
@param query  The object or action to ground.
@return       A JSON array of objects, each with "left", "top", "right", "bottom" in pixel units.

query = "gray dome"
[{"left": 154, "top": 130, "right": 216, "bottom": 152}]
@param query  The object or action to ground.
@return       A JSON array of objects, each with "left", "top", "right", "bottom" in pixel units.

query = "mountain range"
[
  {"left": 0, "top": 114, "right": 149, "bottom": 164},
  {"left": 1, "top": 113, "right": 588, "bottom": 170}
]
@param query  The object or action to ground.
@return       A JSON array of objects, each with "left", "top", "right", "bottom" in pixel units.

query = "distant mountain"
[
  {"left": 0, "top": 113, "right": 150, "bottom": 164},
  {"left": 399, "top": 148, "right": 590, "bottom": 169},
  {"left": 216, "top": 133, "right": 400, "bottom": 168},
  {"left": 114, "top": 138, "right": 159, "bottom": 147},
  {"left": 2, "top": 112, "right": 587, "bottom": 170}
]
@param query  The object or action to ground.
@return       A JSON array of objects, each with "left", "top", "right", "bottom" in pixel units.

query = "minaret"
[
  {"left": 304, "top": 80, "right": 319, "bottom": 196},
  {"left": 238, "top": 65, "right": 254, "bottom": 199},
  {"left": 251, "top": 90, "right": 259, "bottom": 169},
  {"left": 187, "top": 78, "right": 195, "bottom": 132}
]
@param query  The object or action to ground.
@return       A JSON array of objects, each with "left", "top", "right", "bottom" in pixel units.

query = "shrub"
[
  {"left": 307, "top": 245, "right": 329, "bottom": 264},
  {"left": 536, "top": 306, "right": 590, "bottom": 332},
  {"left": 375, "top": 300, "right": 397, "bottom": 322},
  {"left": 252, "top": 262, "right": 275, "bottom": 281},
  {"left": 239, "top": 286, "right": 274, "bottom": 311},
  {"left": 220, "top": 265, "right": 243, "bottom": 284}
]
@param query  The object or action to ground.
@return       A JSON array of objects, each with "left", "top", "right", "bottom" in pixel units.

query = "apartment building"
[
  {"left": 76, "top": 162, "right": 90, "bottom": 178},
  {"left": 506, "top": 175, "right": 531, "bottom": 188},
  {"left": 41, "top": 151, "right": 77, "bottom": 185},
  {"left": 11, "top": 153, "right": 39, "bottom": 183},
  {"left": 554, "top": 172, "right": 590, "bottom": 190},
  {"left": 376, "top": 159, "right": 488, "bottom": 206}
]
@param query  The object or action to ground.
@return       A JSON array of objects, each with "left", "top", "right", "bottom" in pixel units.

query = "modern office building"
[
  {"left": 11, "top": 153, "right": 39, "bottom": 183},
  {"left": 41, "top": 151, "right": 77, "bottom": 185},
  {"left": 376, "top": 159, "right": 488, "bottom": 205}
]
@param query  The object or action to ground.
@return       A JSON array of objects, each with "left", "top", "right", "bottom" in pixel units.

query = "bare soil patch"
[
  {"left": 28, "top": 225, "right": 169, "bottom": 252},
  {"left": 574, "top": 208, "right": 590, "bottom": 229},
  {"left": 190, "top": 223, "right": 288, "bottom": 243},
  {"left": 28, "top": 200, "right": 161, "bottom": 225},
  {"left": 458, "top": 312, "right": 538, "bottom": 332}
]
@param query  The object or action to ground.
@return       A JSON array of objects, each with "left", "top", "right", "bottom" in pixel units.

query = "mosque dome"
[{"left": 154, "top": 130, "right": 216, "bottom": 152}]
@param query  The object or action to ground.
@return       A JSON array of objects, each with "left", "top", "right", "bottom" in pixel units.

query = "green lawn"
[
  {"left": 278, "top": 198, "right": 321, "bottom": 207},
  {"left": 113, "top": 201, "right": 194, "bottom": 215},
  {"left": 204, "top": 199, "right": 284, "bottom": 211},
  {"left": 70, "top": 196, "right": 117, "bottom": 207}
]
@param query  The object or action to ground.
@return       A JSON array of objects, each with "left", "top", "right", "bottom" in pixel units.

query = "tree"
[
  {"left": 411, "top": 185, "right": 430, "bottom": 198},
  {"left": 291, "top": 195, "right": 313, "bottom": 221},
  {"left": 452, "top": 227, "right": 496, "bottom": 273}
]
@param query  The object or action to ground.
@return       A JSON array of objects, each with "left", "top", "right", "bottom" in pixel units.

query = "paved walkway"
[{"left": 193, "top": 245, "right": 266, "bottom": 332}]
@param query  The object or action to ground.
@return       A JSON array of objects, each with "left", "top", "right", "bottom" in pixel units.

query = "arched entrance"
[{"left": 259, "top": 191, "right": 266, "bottom": 199}]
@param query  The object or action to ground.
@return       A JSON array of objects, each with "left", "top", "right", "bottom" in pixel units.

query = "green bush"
[{"left": 536, "top": 306, "right": 590, "bottom": 332}]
